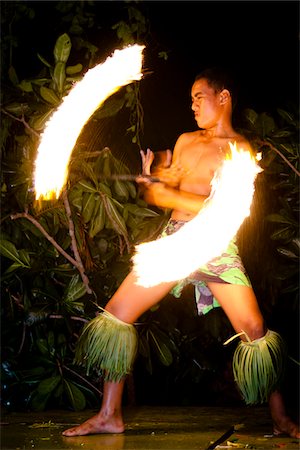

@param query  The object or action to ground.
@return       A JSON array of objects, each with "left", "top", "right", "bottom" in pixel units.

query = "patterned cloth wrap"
[{"left": 160, "top": 219, "right": 251, "bottom": 315}]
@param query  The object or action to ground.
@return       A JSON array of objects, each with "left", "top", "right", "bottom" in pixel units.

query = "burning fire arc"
[
  {"left": 33, "top": 43, "right": 261, "bottom": 287},
  {"left": 34, "top": 44, "right": 145, "bottom": 201},
  {"left": 133, "top": 143, "right": 262, "bottom": 287}
]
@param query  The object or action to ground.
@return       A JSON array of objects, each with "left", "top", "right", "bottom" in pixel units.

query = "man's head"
[
  {"left": 194, "top": 67, "right": 238, "bottom": 108},
  {"left": 191, "top": 67, "right": 238, "bottom": 130}
]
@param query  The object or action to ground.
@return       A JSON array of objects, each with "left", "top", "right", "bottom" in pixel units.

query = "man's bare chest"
[{"left": 179, "top": 143, "right": 225, "bottom": 179}]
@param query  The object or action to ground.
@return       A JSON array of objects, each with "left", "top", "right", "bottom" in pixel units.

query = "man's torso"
[{"left": 171, "top": 130, "right": 250, "bottom": 221}]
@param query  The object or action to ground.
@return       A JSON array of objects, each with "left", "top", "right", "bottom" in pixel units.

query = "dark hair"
[{"left": 195, "top": 67, "right": 239, "bottom": 109}]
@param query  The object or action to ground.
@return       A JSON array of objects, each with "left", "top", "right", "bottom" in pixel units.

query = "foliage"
[
  {"left": 1, "top": 1, "right": 298, "bottom": 412},
  {"left": 237, "top": 108, "right": 299, "bottom": 315},
  {"left": 1, "top": 20, "right": 167, "bottom": 411}
]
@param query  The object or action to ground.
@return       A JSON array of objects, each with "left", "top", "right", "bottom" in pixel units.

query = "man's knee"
[{"left": 241, "top": 317, "right": 266, "bottom": 341}]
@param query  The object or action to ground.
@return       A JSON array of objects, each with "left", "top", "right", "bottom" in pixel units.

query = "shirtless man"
[{"left": 63, "top": 68, "right": 299, "bottom": 438}]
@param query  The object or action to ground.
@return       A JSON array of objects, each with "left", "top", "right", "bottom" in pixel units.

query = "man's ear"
[{"left": 219, "top": 89, "right": 230, "bottom": 105}]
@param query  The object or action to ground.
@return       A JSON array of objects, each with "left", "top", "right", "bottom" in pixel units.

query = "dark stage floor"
[{"left": 1, "top": 406, "right": 299, "bottom": 449}]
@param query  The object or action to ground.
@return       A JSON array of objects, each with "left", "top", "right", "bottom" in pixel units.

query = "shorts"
[{"left": 160, "top": 219, "right": 251, "bottom": 316}]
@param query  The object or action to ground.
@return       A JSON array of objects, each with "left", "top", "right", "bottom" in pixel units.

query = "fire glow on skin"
[{"left": 133, "top": 143, "right": 262, "bottom": 287}]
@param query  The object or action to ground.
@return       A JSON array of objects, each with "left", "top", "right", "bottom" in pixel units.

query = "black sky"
[
  {"left": 3, "top": 0, "right": 299, "bottom": 151},
  {"left": 138, "top": 1, "right": 299, "bottom": 148}
]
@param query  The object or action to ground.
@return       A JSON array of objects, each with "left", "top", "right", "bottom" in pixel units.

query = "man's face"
[{"left": 191, "top": 78, "right": 223, "bottom": 129}]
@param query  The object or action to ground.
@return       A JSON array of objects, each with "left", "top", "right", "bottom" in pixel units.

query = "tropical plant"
[
  {"left": 1, "top": 1, "right": 298, "bottom": 412},
  {"left": 237, "top": 107, "right": 299, "bottom": 313},
  {"left": 1, "top": 16, "right": 168, "bottom": 411}
]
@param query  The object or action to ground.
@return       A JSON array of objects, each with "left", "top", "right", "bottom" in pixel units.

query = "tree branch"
[
  {"left": 10, "top": 211, "right": 78, "bottom": 267},
  {"left": 258, "top": 139, "right": 300, "bottom": 177},
  {"left": 1, "top": 107, "right": 40, "bottom": 138},
  {"left": 62, "top": 190, "right": 93, "bottom": 294}
]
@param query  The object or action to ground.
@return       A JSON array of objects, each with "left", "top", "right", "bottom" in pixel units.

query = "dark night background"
[
  {"left": 1, "top": 0, "right": 299, "bottom": 411},
  {"left": 4, "top": 0, "right": 299, "bottom": 152}
]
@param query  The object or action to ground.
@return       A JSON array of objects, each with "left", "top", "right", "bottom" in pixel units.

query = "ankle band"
[{"left": 231, "top": 329, "right": 286, "bottom": 404}]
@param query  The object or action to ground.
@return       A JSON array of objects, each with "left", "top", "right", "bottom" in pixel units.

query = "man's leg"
[
  {"left": 270, "top": 390, "right": 300, "bottom": 438},
  {"left": 62, "top": 380, "right": 126, "bottom": 436},
  {"left": 63, "top": 270, "right": 176, "bottom": 436},
  {"left": 207, "top": 282, "right": 300, "bottom": 439}
]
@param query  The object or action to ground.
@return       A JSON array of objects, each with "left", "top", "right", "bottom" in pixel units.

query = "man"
[{"left": 63, "top": 68, "right": 299, "bottom": 438}]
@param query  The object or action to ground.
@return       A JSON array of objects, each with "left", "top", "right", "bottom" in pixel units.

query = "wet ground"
[{"left": 1, "top": 406, "right": 299, "bottom": 450}]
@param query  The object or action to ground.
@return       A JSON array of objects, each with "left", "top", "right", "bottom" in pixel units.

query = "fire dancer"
[{"left": 63, "top": 68, "right": 299, "bottom": 438}]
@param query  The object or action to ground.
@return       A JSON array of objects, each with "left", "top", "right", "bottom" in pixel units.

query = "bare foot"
[
  {"left": 61, "top": 434, "right": 125, "bottom": 449},
  {"left": 273, "top": 418, "right": 300, "bottom": 439},
  {"left": 62, "top": 413, "right": 125, "bottom": 436},
  {"left": 269, "top": 390, "right": 300, "bottom": 439}
]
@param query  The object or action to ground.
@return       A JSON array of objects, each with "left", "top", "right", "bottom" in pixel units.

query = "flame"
[
  {"left": 133, "top": 143, "right": 262, "bottom": 287},
  {"left": 34, "top": 44, "right": 145, "bottom": 200}
]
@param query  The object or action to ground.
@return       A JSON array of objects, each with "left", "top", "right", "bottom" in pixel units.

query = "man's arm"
[
  {"left": 143, "top": 182, "right": 208, "bottom": 214},
  {"left": 141, "top": 133, "right": 208, "bottom": 214}
]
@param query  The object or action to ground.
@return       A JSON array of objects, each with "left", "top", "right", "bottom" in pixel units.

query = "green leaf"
[
  {"left": 37, "top": 375, "right": 61, "bottom": 395},
  {"left": 8, "top": 66, "right": 19, "bottom": 85},
  {"left": 243, "top": 108, "right": 258, "bottom": 127},
  {"left": 0, "top": 239, "right": 30, "bottom": 267},
  {"left": 37, "top": 53, "right": 52, "bottom": 68},
  {"left": 40, "top": 86, "right": 60, "bottom": 105},
  {"left": 125, "top": 181, "right": 136, "bottom": 199},
  {"left": 280, "top": 143, "right": 298, "bottom": 156},
  {"left": 53, "top": 61, "right": 66, "bottom": 94},
  {"left": 271, "top": 227, "right": 294, "bottom": 241},
  {"left": 78, "top": 180, "right": 97, "bottom": 193},
  {"left": 98, "top": 183, "right": 112, "bottom": 196},
  {"left": 30, "top": 109, "right": 55, "bottom": 131},
  {"left": 267, "top": 213, "right": 297, "bottom": 226},
  {"left": 36, "top": 338, "right": 49, "bottom": 355},
  {"left": 47, "top": 330, "right": 55, "bottom": 349},
  {"left": 113, "top": 180, "right": 129, "bottom": 201},
  {"left": 149, "top": 330, "right": 173, "bottom": 366},
  {"left": 257, "top": 112, "right": 276, "bottom": 137},
  {"left": 277, "top": 108, "right": 297, "bottom": 126},
  {"left": 138, "top": 334, "right": 150, "bottom": 358},
  {"left": 89, "top": 202, "right": 106, "bottom": 238},
  {"left": 271, "top": 130, "right": 292, "bottom": 138},
  {"left": 31, "top": 391, "right": 51, "bottom": 412},
  {"left": 277, "top": 247, "right": 298, "bottom": 259},
  {"left": 19, "top": 366, "right": 46, "bottom": 380},
  {"left": 4, "top": 262, "right": 26, "bottom": 274},
  {"left": 53, "top": 383, "right": 64, "bottom": 399},
  {"left": 104, "top": 197, "right": 128, "bottom": 237},
  {"left": 158, "top": 51, "right": 168, "bottom": 61},
  {"left": 53, "top": 33, "right": 71, "bottom": 63},
  {"left": 125, "top": 203, "right": 159, "bottom": 218},
  {"left": 18, "top": 79, "right": 33, "bottom": 93},
  {"left": 82, "top": 192, "right": 96, "bottom": 223},
  {"left": 66, "top": 63, "right": 83, "bottom": 75},
  {"left": 64, "top": 380, "right": 86, "bottom": 411},
  {"left": 19, "top": 249, "right": 31, "bottom": 266},
  {"left": 95, "top": 97, "right": 126, "bottom": 119},
  {"left": 63, "top": 274, "right": 86, "bottom": 302},
  {"left": 3, "top": 102, "right": 30, "bottom": 116}
]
